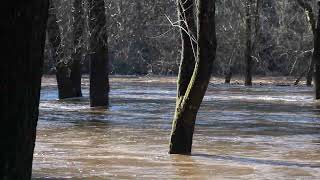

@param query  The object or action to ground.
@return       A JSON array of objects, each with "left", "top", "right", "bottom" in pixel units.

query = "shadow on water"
[{"left": 192, "top": 154, "right": 320, "bottom": 168}]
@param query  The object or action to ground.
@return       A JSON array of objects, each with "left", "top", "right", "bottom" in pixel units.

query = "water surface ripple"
[{"left": 33, "top": 76, "right": 320, "bottom": 179}]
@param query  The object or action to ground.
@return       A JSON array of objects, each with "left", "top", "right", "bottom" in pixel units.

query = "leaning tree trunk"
[
  {"left": 47, "top": 1, "right": 80, "bottom": 99},
  {"left": 88, "top": 0, "right": 109, "bottom": 107},
  {"left": 245, "top": 0, "right": 253, "bottom": 86},
  {"left": 169, "top": 0, "right": 217, "bottom": 154},
  {"left": 1, "top": 1, "right": 49, "bottom": 179},
  {"left": 314, "top": 2, "right": 320, "bottom": 99},
  {"left": 176, "top": 0, "right": 197, "bottom": 109}
]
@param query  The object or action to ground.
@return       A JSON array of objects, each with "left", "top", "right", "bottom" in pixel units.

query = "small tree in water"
[{"left": 169, "top": 0, "right": 217, "bottom": 154}]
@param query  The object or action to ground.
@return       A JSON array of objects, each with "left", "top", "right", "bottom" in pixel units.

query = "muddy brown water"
[{"left": 32, "top": 76, "right": 320, "bottom": 179}]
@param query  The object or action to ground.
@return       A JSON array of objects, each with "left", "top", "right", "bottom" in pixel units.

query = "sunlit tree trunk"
[
  {"left": 169, "top": 0, "right": 217, "bottom": 154},
  {"left": 176, "top": 0, "right": 197, "bottom": 106},
  {"left": 88, "top": 0, "right": 109, "bottom": 107},
  {"left": 314, "top": 2, "right": 320, "bottom": 99},
  {"left": 245, "top": 0, "right": 253, "bottom": 86},
  {"left": 1, "top": 0, "right": 49, "bottom": 178}
]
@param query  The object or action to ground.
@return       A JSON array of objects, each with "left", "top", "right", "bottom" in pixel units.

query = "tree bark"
[
  {"left": 169, "top": 0, "right": 217, "bottom": 154},
  {"left": 314, "top": 2, "right": 320, "bottom": 99},
  {"left": 245, "top": 0, "right": 253, "bottom": 86},
  {"left": 88, "top": 0, "right": 109, "bottom": 107},
  {"left": 1, "top": 1, "right": 49, "bottom": 178}
]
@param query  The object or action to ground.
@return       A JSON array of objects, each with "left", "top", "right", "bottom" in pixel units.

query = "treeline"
[{"left": 45, "top": 0, "right": 318, "bottom": 78}]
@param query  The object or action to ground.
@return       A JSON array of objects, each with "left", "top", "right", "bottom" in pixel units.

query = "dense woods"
[
  {"left": 3, "top": 0, "right": 320, "bottom": 179},
  {"left": 42, "top": 0, "right": 319, "bottom": 79}
]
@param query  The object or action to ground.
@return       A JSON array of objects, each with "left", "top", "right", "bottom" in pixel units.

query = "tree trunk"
[
  {"left": 169, "top": 0, "right": 217, "bottom": 154},
  {"left": 70, "top": 0, "right": 85, "bottom": 97},
  {"left": 47, "top": 0, "right": 82, "bottom": 99},
  {"left": 297, "top": 0, "right": 316, "bottom": 86},
  {"left": 1, "top": 1, "right": 49, "bottom": 178},
  {"left": 225, "top": 61, "right": 233, "bottom": 84},
  {"left": 245, "top": 0, "right": 253, "bottom": 86},
  {"left": 307, "top": 60, "right": 315, "bottom": 86},
  {"left": 88, "top": 0, "right": 109, "bottom": 107},
  {"left": 314, "top": 2, "right": 320, "bottom": 99},
  {"left": 176, "top": 0, "right": 197, "bottom": 105}
]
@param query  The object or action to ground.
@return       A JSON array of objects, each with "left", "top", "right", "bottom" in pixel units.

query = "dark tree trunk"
[
  {"left": 70, "top": 0, "right": 85, "bottom": 97},
  {"left": 1, "top": 1, "right": 49, "bottom": 179},
  {"left": 297, "top": 0, "right": 316, "bottom": 86},
  {"left": 225, "top": 62, "right": 233, "bottom": 84},
  {"left": 314, "top": 2, "right": 320, "bottom": 99},
  {"left": 47, "top": 0, "right": 82, "bottom": 99},
  {"left": 169, "top": 0, "right": 217, "bottom": 154},
  {"left": 88, "top": 0, "right": 109, "bottom": 107},
  {"left": 245, "top": 0, "right": 253, "bottom": 86}
]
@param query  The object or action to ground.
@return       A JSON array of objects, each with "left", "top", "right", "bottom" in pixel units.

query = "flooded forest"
[{"left": 4, "top": 0, "right": 320, "bottom": 179}]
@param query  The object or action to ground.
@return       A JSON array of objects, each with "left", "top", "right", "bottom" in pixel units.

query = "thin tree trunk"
[
  {"left": 169, "top": 0, "right": 217, "bottom": 154},
  {"left": 1, "top": 1, "right": 49, "bottom": 178},
  {"left": 176, "top": 0, "right": 197, "bottom": 107},
  {"left": 245, "top": 0, "right": 253, "bottom": 86},
  {"left": 307, "top": 58, "right": 315, "bottom": 86},
  {"left": 225, "top": 62, "right": 233, "bottom": 84},
  {"left": 88, "top": 0, "right": 109, "bottom": 107},
  {"left": 314, "top": 2, "right": 320, "bottom": 99}
]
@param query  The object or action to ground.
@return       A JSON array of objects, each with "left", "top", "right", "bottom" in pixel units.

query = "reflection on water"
[{"left": 33, "top": 76, "right": 320, "bottom": 179}]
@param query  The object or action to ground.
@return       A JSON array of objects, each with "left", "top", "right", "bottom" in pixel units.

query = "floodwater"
[{"left": 33, "top": 76, "right": 320, "bottom": 179}]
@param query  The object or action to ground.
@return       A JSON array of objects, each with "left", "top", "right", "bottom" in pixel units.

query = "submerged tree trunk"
[
  {"left": 88, "top": 0, "right": 109, "bottom": 107},
  {"left": 70, "top": 0, "right": 85, "bottom": 97},
  {"left": 225, "top": 61, "right": 233, "bottom": 84},
  {"left": 169, "top": 0, "right": 217, "bottom": 154},
  {"left": 314, "top": 2, "right": 320, "bottom": 99},
  {"left": 1, "top": 1, "right": 49, "bottom": 178},
  {"left": 297, "top": 0, "right": 316, "bottom": 86},
  {"left": 245, "top": 0, "right": 253, "bottom": 86},
  {"left": 47, "top": 0, "right": 82, "bottom": 99}
]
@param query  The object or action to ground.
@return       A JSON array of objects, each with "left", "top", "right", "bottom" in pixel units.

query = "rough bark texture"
[
  {"left": 169, "top": 0, "right": 217, "bottom": 154},
  {"left": 47, "top": 0, "right": 82, "bottom": 99},
  {"left": 1, "top": 1, "right": 49, "bottom": 179},
  {"left": 297, "top": 0, "right": 316, "bottom": 86},
  {"left": 314, "top": 2, "right": 320, "bottom": 99},
  {"left": 245, "top": 0, "right": 253, "bottom": 86},
  {"left": 88, "top": 0, "right": 109, "bottom": 107}
]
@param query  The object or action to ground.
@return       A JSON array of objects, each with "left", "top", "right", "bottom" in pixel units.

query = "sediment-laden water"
[{"left": 33, "top": 76, "right": 320, "bottom": 179}]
